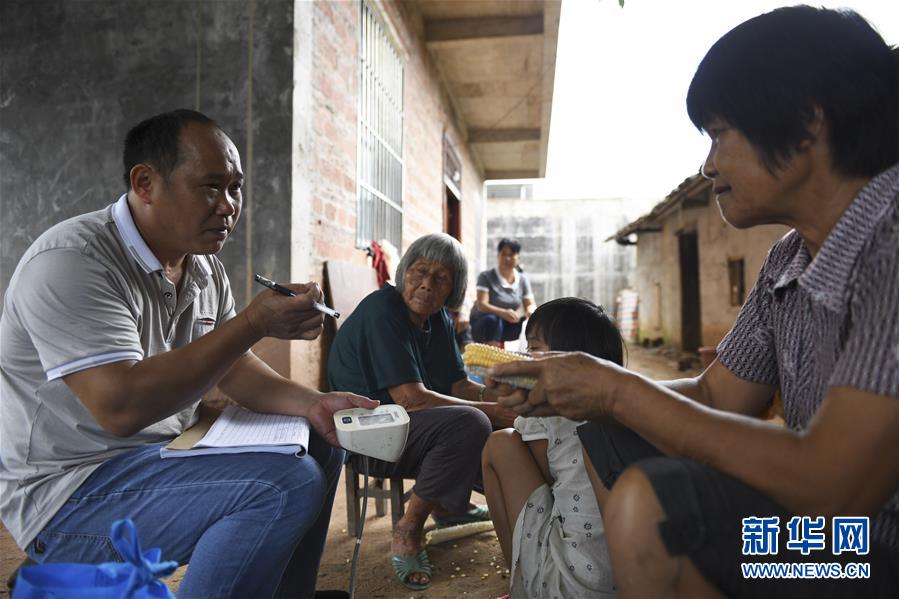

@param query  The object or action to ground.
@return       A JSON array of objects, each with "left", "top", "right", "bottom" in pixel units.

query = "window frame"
[{"left": 356, "top": 1, "right": 405, "bottom": 250}]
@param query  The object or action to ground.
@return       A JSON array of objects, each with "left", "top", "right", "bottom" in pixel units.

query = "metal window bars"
[{"left": 357, "top": 2, "right": 404, "bottom": 250}]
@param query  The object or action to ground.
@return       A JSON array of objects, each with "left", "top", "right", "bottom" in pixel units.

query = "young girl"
[{"left": 482, "top": 297, "right": 624, "bottom": 599}]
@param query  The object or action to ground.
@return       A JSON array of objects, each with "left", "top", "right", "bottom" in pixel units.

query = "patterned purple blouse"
[{"left": 717, "top": 163, "right": 899, "bottom": 550}]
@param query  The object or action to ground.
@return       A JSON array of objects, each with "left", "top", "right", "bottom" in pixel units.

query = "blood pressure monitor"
[{"left": 334, "top": 404, "right": 409, "bottom": 462}]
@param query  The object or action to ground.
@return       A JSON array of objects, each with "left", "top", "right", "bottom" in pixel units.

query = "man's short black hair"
[
  {"left": 687, "top": 5, "right": 898, "bottom": 178},
  {"left": 497, "top": 238, "right": 521, "bottom": 254},
  {"left": 122, "top": 109, "right": 219, "bottom": 189}
]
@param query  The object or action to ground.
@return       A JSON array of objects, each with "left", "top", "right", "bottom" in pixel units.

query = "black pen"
[{"left": 253, "top": 273, "right": 340, "bottom": 319}]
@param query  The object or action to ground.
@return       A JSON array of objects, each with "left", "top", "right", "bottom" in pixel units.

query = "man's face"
[
  {"left": 701, "top": 117, "right": 807, "bottom": 229},
  {"left": 153, "top": 122, "right": 243, "bottom": 256},
  {"left": 401, "top": 258, "right": 454, "bottom": 322}
]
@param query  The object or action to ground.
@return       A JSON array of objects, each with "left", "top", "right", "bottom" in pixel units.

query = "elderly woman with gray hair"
[{"left": 328, "top": 233, "right": 517, "bottom": 591}]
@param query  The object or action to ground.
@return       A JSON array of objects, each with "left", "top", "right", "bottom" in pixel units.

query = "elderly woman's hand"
[
  {"left": 490, "top": 352, "right": 629, "bottom": 421},
  {"left": 477, "top": 381, "right": 525, "bottom": 426},
  {"left": 478, "top": 401, "right": 519, "bottom": 428},
  {"left": 483, "top": 380, "right": 520, "bottom": 400}
]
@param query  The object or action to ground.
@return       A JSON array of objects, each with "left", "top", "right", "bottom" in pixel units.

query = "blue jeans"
[
  {"left": 26, "top": 435, "right": 343, "bottom": 599},
  {"left": 470, "top": 312, "right": 524, "bottom": 343}
]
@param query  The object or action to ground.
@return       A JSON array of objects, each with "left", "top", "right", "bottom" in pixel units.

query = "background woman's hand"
[
  {"left": 500, "top": 308, "right": 520, "bottom": 324},
  {"left": 490, "top": 352, "right": 627, "bottom": 421}
]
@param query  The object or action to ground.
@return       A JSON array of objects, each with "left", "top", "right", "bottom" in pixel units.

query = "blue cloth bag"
[{"left": 13, "top": 519, "right": 178, "bottom": 599}]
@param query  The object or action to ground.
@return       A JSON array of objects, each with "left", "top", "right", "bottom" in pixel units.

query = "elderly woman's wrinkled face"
[{"left": 402, "top": 258, "right": 454, "bottom": 321}]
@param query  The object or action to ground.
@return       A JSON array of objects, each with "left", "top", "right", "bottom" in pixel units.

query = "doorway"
[
  {"left": 678, "top": 231, "right": 701, "bottom": 351},
  {"left": 444, "top": 186, "right": 461, "bottom": 241},
  {"left": 443, "top": 136, "right": 462, "bottom": 241}
]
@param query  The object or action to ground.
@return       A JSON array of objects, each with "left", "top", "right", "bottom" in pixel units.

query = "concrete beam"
[
  {"left": 469, "top": 128, "right": 541, "bottom": 143},
  {"left": 485, "top": 169, "right": 539, "bottom": 180},
  {"left": 425, "top": 15, "right": 543, "bottom": 42}
]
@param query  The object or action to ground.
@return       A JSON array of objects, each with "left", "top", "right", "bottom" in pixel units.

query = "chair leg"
[
  {"left": 390, "top": 477, "right": 405, "bottom": 529},
  {"left": 344, "top": 463, "right": 411, "bottom": 534},
  {"left": 373, "top": 479, "right": 387, "bottom": 517},
  {"left": 344, "top": 464, "right": 360, "bottom": 537}
]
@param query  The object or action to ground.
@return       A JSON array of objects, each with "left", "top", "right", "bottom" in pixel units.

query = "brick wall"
[{"left": 289, "top": 0, "right": 486, "bottom": 388}]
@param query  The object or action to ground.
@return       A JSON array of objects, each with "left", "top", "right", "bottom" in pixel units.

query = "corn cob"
[{"left": 462, "top": 343, "right": 537, "bottom": 389}]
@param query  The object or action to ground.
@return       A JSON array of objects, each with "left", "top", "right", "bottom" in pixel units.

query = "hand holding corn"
[{"left": 462, "top": 343, "right": 537, "bottom": 389}]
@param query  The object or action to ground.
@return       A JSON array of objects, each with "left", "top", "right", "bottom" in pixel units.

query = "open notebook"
[{"left": 160, "top": 404, "right": 310, "bottom": 459}]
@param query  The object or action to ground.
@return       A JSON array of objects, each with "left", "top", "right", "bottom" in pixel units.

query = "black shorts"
[{"left": 577, "top": 418, "right": 899, "bottom": 598}]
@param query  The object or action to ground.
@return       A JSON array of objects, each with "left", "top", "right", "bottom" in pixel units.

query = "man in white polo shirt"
[{"left": 0, "top": 109, "right": 376, "bottom": 598}]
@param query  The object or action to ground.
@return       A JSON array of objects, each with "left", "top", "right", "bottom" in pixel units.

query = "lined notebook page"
[{"left": 196, "top": 405, "right": 310, "bottom": 449}]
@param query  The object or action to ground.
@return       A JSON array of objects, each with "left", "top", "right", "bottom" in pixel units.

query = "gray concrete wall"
[
  {"left": 282, "top": 0, "right": 489, "bottom": 387},
  {"left": 0, "top": 0, "right": 294, "bottom": 311},
  {"left": 485, "top": 197, "right": 636, "bottom": 314}
]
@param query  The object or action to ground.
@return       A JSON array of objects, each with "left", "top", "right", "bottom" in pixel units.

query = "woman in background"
[{"left": 469, "top": 238, "right": 536, "bottom": 347}]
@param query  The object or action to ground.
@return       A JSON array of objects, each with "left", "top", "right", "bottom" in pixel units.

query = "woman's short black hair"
[
  {"left": 687, "top": 5, "right": 898, "bottom": 177},
  {"left": 525, "top": 297, "right": 625, "bottom": 366},
  {"left": 123, "top": 109, "right": 219, "bottom": 189},
  {"left": 497, "top": 238, "right": 521, "bottom": 254}
]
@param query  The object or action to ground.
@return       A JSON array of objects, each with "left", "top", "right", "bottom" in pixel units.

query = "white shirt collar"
[
  {"left": 493, "top": 266, "right": 519, "bottom": 289},
  {"left": 112, "top": 194, "right": 212, "bottom": 278},
  {"left": 113, "top": 194, "right": 161, "bottom": 273}
]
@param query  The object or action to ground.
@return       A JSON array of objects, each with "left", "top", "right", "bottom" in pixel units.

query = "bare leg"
[
  {"left": 392, "top": 492, "right": 436, "bottom": 586},
  {"left": 481, "top": 429, "right": 547, "bottom": 569},
  {"left": 603, "top": 467, "right": 724, "bottom": 598}
]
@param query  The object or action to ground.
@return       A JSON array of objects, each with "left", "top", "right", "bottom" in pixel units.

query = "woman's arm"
[
  {"left": 389, "top": 381, "right": 516, "bottom": 427},
  {"left": 476, "top": 289, "right": 519, "bottom": 323},
  {"left": 451, "top": 377, "right": 521, "bottom": 404},
  {"left": 522, "top": 296, "right": 536, "bottom": 318},
  {"left": 494, "top": 354, "right": 899, "bottom": 518},
  {"left": 615, "top": 377, "right": 899, "bottom": 518}
]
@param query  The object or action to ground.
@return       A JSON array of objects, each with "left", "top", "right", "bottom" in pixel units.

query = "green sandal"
[
  {"left": 432, "top": 504, "right": 491, "bottom": 528},
  {"left": 391, "top": 549, "right": 433, "bottom": 591}
]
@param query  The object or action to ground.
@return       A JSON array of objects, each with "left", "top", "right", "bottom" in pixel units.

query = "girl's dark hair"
[
  {"left": 525, "top": 297, "right": 625, "bottom": 366},
  {"left": 687, "top": 5, "right": 898, "bottom": 177},
  {"left": 497, "top": 238, "right": 521, "bottom": 254}
]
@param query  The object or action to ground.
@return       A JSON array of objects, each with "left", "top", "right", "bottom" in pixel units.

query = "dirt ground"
[{"left": 0, "top": 345, "right": 698, "bottom": 598}]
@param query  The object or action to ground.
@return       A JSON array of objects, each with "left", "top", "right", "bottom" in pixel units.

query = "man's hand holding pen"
[{"left": 245, "top": 280, "right": 327, "bottom": 341}]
